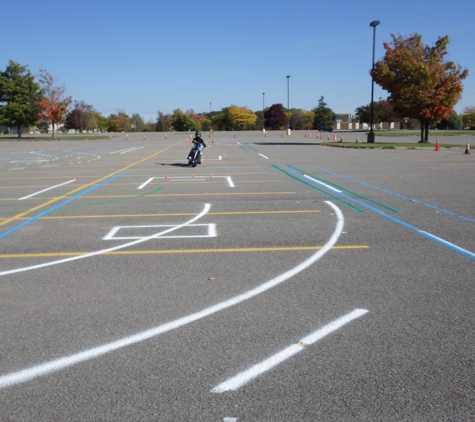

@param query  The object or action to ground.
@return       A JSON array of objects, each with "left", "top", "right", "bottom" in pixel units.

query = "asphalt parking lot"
[{"left": 0, "top": 131, "right": 474, "bottom": 421}]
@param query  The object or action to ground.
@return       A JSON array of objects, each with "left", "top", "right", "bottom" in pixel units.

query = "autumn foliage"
[
  {"left": 37, "top": 69, "right": 72, "bottom": 138},
  {"left": 371, "top": 34, "right": 468, "bottom": 142}
]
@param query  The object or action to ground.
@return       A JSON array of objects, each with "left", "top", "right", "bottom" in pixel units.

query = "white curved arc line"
[
  {"left": 0, "top": 204, "right": 212, "bottom": 277},
  {"left": 0, "top": 201, "right": 344, "bottom": 389}
]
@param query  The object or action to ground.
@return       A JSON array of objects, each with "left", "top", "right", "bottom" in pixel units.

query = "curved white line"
[
  {"left": 0, "top": 204, "right": 212, "bottom": 277},
  {"left": 0, "top": 201, "right": 344, "bottom": 389}
]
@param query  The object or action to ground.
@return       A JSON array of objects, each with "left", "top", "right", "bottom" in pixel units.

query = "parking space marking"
[
  {"left": 138, "top": 177, "right": 154, "bottom": 189},
  {"left": 0, "top": 203, "right": 211, "bottom": 276},
  {"left": 211, "top": 309, "right": 368, "bottom": 393},
  {"left": 103, "top": 223, "right": 217, "bottom": 240},
  {"left": 0, "top": 200, "right": 344, "bottom": 389},
  {"left": 19, "top": 179, "right": 76, "bottom": 200}
]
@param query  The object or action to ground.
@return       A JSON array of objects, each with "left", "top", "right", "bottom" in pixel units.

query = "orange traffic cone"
[
  {"left": 211, "top": 139, "right": 214, "bottom": 143},
  {"left": 319, "top": 134, "right": 323, "bottom": 140},
  {"left": 143, "top": 135, "right": 146, "bottom": 140},
  {"left": 435, "top": 137, "right": 440, "bottom": 151},
  {"left": 333, "top": 134, "right": 337, "bottom": 141},
  {"left": 234, "top": 133, "right": 236, "bottom": 138},
  {"left": 464, "top": 143, "right": 471, "bottom": 155},
  {"left": 126, "top": 134, "right": 129, "bottom": 140},
  {"left": 309, "top": 133, "right": 312, "bottom": 138},
  {"left": 165, "top": 134, "right": 168, "bottom": 139},
  {"left": 109, "top": 135, "right": 112, "bottom": 140}
]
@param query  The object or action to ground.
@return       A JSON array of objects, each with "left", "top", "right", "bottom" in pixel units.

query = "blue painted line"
[
  {"left": 299, "top": 169, "right": 475, "bottom": 261},
  {"left": 420, "top": 231, "right": 475, "bottom": 260},
  {"left": 441, "top": 209, "right": 457, "bottom": 216},
  {"left": 395, "top": 194, "right": 407, "bottom": 199},
  {"left": 314, "top": 165, "right": 474, "bottom": 222},
  {"left": 0, "top": 172, "right": 126, "bottom": 239},
  {"left": 458, "top": 216, "right": 475, "bottom": 222}
]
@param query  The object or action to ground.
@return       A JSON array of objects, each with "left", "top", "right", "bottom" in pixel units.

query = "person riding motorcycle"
[{"left": 188, "top": 131, "right": 207, "bottom": 164}]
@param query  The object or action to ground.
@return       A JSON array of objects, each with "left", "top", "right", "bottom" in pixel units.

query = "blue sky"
[{"left": 4, "top": 0, "right": 474, "bottom": 122}]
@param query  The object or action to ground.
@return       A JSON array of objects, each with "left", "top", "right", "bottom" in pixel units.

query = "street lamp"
[
  {"left": 368, "top": 20, "right": 380, "bottom": 143},
  {"left": 210, "top": 102, "right": 212, "bottom": 131},
  {"left": 262, "top": 92, "right": 265, "bottom": 132},
  {"left": 286, "top": 75, "right": 290, "bottom": 135}
]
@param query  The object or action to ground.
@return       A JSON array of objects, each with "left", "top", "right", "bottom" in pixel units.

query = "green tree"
[
  {"left": 130, "top": 113, "right": 144, "bottom": 132},
  {"left": 461, "top": 106, "right": 475, "bottom": 129},
  {"left": 108, "top": 111, "right": 130, "bottom": 132},
  {"left": 437, "top": 111, "right": 463, "bottom": 130},
  {"left": 0, "top": 60, "right": 41, "bottom": 137},
  {"left": 156, "top": 111, "right": 173, "bottom": 132},
  {"left": 313, "top": 96, "right": 335, "bottom": 128},
  {"left": 371, "top": 33, "right": 468, "bottom": 142},
  {"left": 355, "top": 100, "right": 397, "bottom": 127},
  {"left": 171, "top": 108, "right": 198, "bottom": 131}
]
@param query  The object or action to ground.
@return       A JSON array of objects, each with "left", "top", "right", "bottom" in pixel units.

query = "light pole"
[
  {"left": 210, "top": 102, "right": 212, "bottom": 131},
  {"left": 286, "top": 75, "right": 290, "bottom": 135},
  {"left": 262, "top": 92, "right": 265, "bottom": 132},
  {"left": 368, "top": 20, "right": 380, "bottom": 143}
]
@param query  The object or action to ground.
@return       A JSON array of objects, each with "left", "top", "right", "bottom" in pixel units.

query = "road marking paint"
[
  {"left": 0, "top": 204, "right": 211, "bottom": 276},
  {"left": 211, "top": 309, "right": 368, "bottom": 393},
  {"left": 103, "top": 223, "right": 217, "bottom": 240},
  {"left": 18, "top": 179, "right": 76, "bottom": 200},
  {"left": 258, "top": 154, "right": 269, "bottom": 159},
  {"left": 227, "top": 176, "right": 235, "bottom": 188},
  {"left": 224, "top": 418, "right": 237, "bottom": 422},
  {"left": 120, "top": 146, "right": 144, "bottom": 154},
  {"left": 0, "top": 139, "right": 185, "bottom": 229},
  {"left": 138, "top": 177, "right": 154, "bottom": 190},
  {"left": 419, "top": 231, "right": 475, "bottom": 260},
  {"left": 302, "top": 175, "right": 342, "bottom": 193},
  {"left": 0, "top": 201, "right": 343, "bottom": 389},
  {"left": 0, "top": 245, "right": 368, "bottom": 258}
]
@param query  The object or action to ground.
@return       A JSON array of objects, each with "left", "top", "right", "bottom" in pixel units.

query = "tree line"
[{"left": 0, "top": 33, "right": 470, "bottom": 140}]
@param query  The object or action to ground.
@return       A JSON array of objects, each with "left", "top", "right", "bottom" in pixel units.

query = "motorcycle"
[{"left": 188, "top": 143, "right": 205, "bottom": 167}]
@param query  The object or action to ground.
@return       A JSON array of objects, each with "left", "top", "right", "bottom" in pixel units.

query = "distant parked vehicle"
[{"left": 318, "top": 126, "right": 333, "bottom": 132}]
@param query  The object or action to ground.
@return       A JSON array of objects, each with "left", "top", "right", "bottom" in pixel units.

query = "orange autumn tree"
[
  {"left": 371, "top": 34, "right": 468, "bottom": 142},
  {"left": 37, "top": 69, "right": 72, "bottom": 138}
]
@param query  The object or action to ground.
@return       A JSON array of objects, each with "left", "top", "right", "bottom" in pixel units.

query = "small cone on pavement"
[
  {"left": 309, "top": 133, "right": 312, "bottom": 138},
  {"left": 356, "top": 137, "right": 359, "bottom": 143},
  {"left": 282, "top": 132, "right": 284, "bottom": 137},
  {"left": 126, "top": 134, "right": 129, "bottom": 140},
  {"left": 435, "top": 137, "right": 440, "bottom": 151},
  {"left": 333, "top": 134, "right": 337, "bottom": 141},
  {"left": 109, "top": 135, "right": 112, "bottom": 140},
  {"left": 327, "top": 134, "right": 330, "bottom": 141},
  {"left": 464, "top": 143, "right": 471, "bottom": 155},
  {"left": 165, "top": 134, "right": 168, "bottom": 139},
  {"left": 305, "top": 133, "right": 307, "bottom": 138},
  {"left": 143, "top": 135, "right": 146, "bottom": 140},
  {"left": 320, "top": 133, "right": 323, "bottom": 139},
  {"left": 234, "top": 133, "right": 236, "bottom": 138},
  {"left": 340, "top": 135, "right": 344, "bottom": 142}
]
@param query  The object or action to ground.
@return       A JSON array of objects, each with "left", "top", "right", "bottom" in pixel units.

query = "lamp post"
[
  {"left": 368, "top": 20, "right": 380, "bottom": 143},
  {"left": 262, "top": 92, "right": 265, "bottom": 132},
  {"left": 286, "top": 75, "right": 290, "bottom": 135},
  {"left": 209, "top": 102, "right": 212, "bottom": 132}
]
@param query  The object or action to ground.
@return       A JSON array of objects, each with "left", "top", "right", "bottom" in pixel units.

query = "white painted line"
[
  {"left": 303, "top": 175, "right": 342, "bottom": 193},
  {"left": 138, "top": 177, "right": 154, "bottom": 190},
  {"left": 227, "top": 176, "right": 235, "bottom": 188},
  {"left": 211, "top": 309, "right": 368, "bottom": 393},
  {"left": 109, "top": 148, "right": 135, "bottom": 155},
  {"left": 0, "top": 201, "right": 344, "bottom": 389},
  {"left": 236, "top": 142, "right": 241, "bottom": 145},
  {"left": 103, "top": 224, "right": 217, "bottom": 240},
  {"left": 120, "top": 146, "right": 144, "bottom": 154},
  {"left": 0, "top": 204, "right": 211, "bottom": 277},
  {"left": 258, "top": 153, "right": 269, "bottom": 160},
  {"left": 224, "top": 418, "right": 238, "bottom": 422},
  {"left": 19, "top": 179, "right": 76, "bottom": 200}
]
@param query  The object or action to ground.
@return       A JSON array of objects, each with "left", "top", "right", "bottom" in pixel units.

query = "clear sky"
[{"left": 4, "top": 0, "right": 474, "bottom": 122}]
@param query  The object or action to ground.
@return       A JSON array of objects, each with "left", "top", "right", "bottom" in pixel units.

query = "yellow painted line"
[
  {"left": 14, "top": 210, "right": 321, "bottom": 220},
  {"left": 1, "top": 192, "right": 296, "bottom": 201},
  {"left": 0, "top": 245, "right": 369, "bottom": 258},
  {"left": 0, "top": 138, "right": 187, "bottom": 228},
  {"left": 1, "top": 210, "right": 316, "bottom": 221}
]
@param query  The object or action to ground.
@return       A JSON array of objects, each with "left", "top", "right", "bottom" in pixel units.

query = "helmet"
[{"left": 195, "top": 131, "right": 201, "bottom": 137}]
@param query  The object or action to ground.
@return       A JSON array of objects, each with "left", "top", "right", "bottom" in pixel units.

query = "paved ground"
[{"left": 0, "top": 131, "right": 474, "bottom": 421}]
